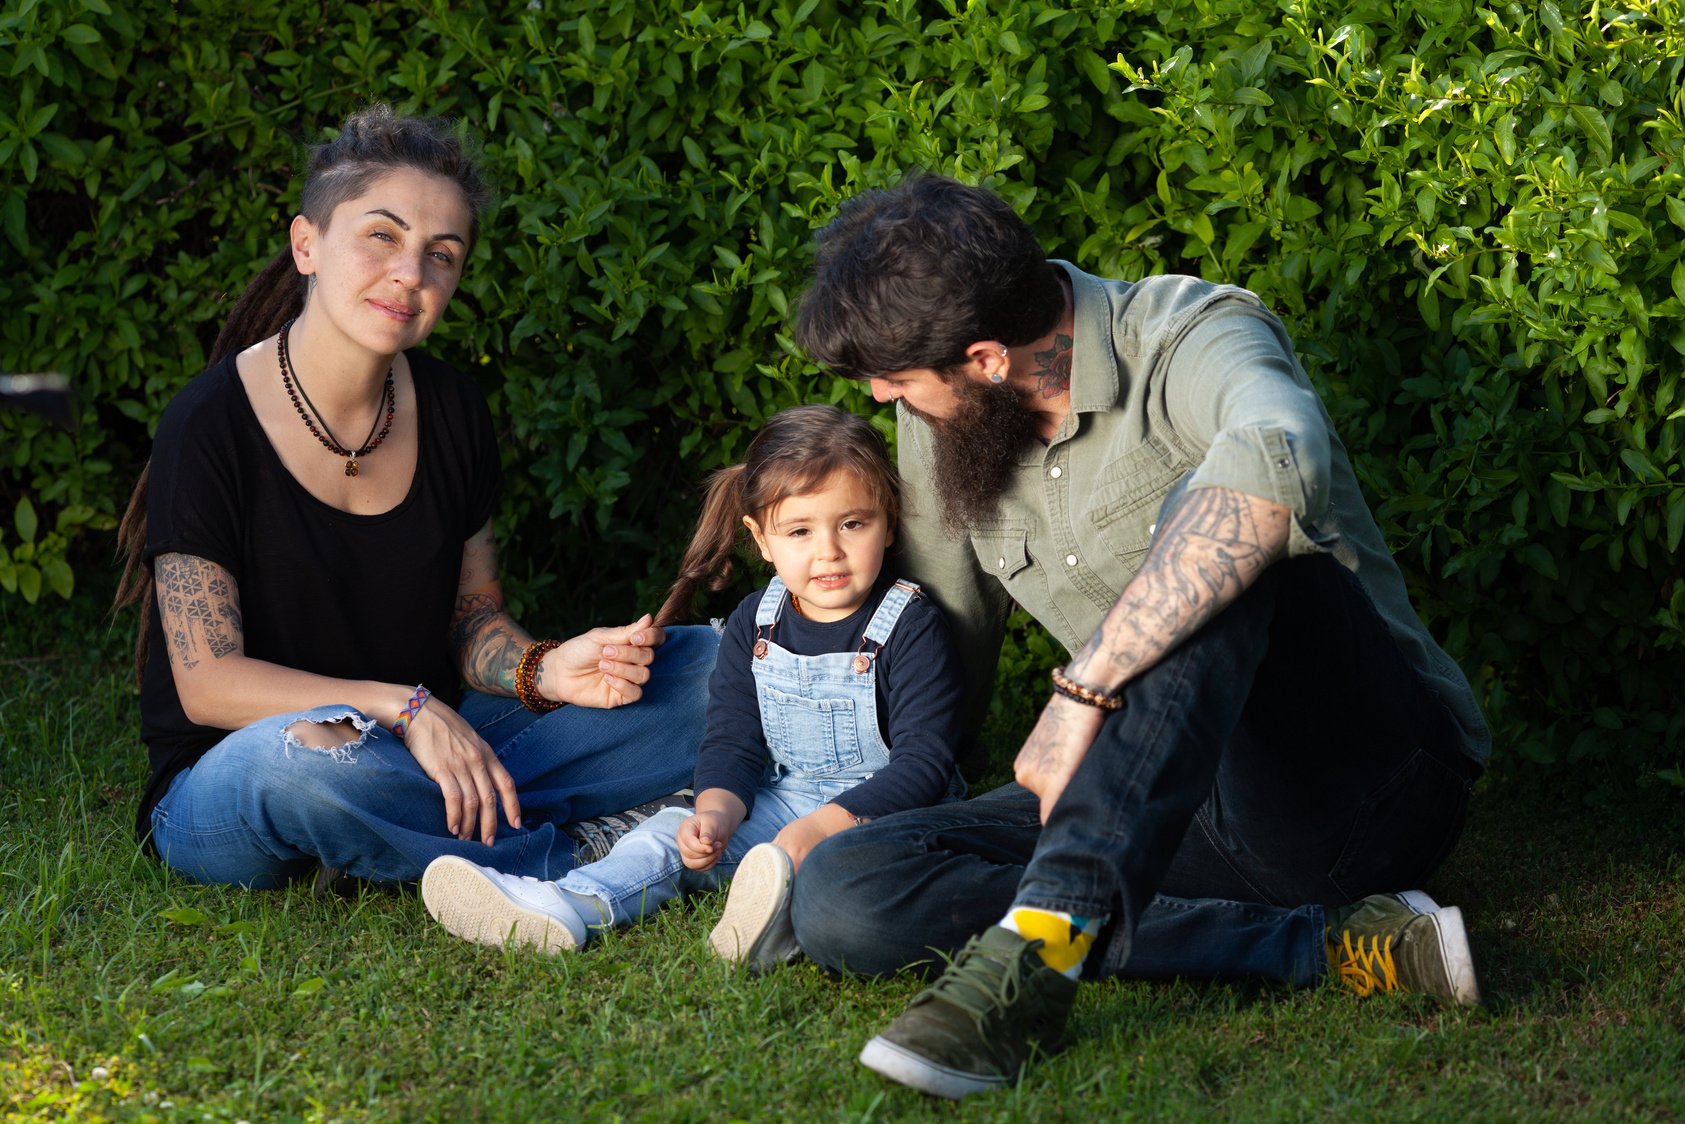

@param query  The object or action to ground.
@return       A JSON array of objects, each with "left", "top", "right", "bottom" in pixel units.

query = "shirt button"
[
  {"left": 1065, "top": 554, "right": 1079, "bottom": 567},
  {"left": 1049, "top": 465, "right": 1063, "bottom": 479},
  {"left": 997, "top": 557, "right": 1007, "bottom": 569},
  {"left": 1276, "top": 456, "right": 1291, "bottom": 469}
]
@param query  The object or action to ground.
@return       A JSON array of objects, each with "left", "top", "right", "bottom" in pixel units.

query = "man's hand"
[
  {"left": 678, "top": 809, "right": 735, "bottom": 871},
  {"left": 540, "top": 614, "right": 665, "bottom": 709},
  {"left": 1013, "top": 692, "right": 1108, "bottom": 822}
]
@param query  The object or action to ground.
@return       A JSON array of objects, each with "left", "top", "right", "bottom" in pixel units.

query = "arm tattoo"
[
  {"left": 449, "top": 523, "right": 528, "bottom": 694},
  {"left": 1033, "top": 333, "right": 1073, "bottom": 400},
  {"left": 155, "top": 554, "right": 244, "bottom": 672},
  {"left": 1075, "top": 487, "right": 1287, "bottom": 686}
]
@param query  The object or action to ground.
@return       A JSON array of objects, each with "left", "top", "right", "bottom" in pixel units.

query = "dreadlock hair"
[
  {"left": 653, "top": 405, "right": 901, "bottom": 627},
  {"left": 112, "top": 104, "right": 493, "bottom": 680}
]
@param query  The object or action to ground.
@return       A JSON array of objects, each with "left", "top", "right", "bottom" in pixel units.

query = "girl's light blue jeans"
[
  {"left": 561, "top": 777, "right": 854, "bottom": 926},
  {"left": 147, "top": 625, "right": 719, "bottom": 889}
]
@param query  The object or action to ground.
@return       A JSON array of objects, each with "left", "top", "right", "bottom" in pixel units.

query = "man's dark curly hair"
[{"left": 794, "top": 172, "right": 1065, "bottom": 379}]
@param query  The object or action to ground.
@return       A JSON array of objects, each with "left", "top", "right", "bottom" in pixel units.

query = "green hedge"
[{"left": 3, "top": 0, "right": 1682, "bottom": 770}]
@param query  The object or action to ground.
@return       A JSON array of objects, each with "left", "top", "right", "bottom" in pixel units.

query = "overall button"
[{"left": 1065, "top": 554, "right": 1079, "bottom": 567}]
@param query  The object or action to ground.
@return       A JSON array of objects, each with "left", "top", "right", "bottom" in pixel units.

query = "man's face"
[{"left": 871, "top": 367, "right": 1040, "bottom": 535}]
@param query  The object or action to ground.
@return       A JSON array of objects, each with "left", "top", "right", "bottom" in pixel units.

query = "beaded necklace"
[{"left": 277, "top": 318, "right": 395, "bottom": 477}]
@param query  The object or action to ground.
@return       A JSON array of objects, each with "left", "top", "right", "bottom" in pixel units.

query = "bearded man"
[{"left": 787, "top": 173, "right": 1491, "bottom": 1099}]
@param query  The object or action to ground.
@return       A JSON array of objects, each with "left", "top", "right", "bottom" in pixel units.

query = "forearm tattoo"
[
  {"left": 155, "top": 553, "right": 244, "bottom": 671},
  {"left": 451, "top": 593, "right": 525, "bottom": 693},
  {"left": 1076, "top": 487, "right": 1287, "bottom": 685},
  {"left": 449, "top": 523, "right": 528, "bottom": 694}
]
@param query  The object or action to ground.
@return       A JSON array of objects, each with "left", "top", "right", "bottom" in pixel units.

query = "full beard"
[{"left": 910, "top": 377, "right": 1042, "bottom": 536}]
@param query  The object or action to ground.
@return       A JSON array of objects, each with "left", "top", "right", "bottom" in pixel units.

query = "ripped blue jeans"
[{"left": 147, "top": 625, "right": 718, "bottom": 888}]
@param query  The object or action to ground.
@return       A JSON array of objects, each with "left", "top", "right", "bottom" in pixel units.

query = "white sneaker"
[
  {"left": 421, "top": 855, "right": 587, "bottom": 953},
  {"left": 709, "top": 842, "right": 801, "bottom": 971}
]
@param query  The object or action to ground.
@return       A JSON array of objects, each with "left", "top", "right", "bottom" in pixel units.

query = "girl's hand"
[
  {"left": 678, "top": 809, "right": 733, "bottom": 871},
  {"left": 771, "top": 803, "right": 859, "bottom": 872},
  {"left": 401, "top": 699, "right": 522, "bottom": 846},
  {"left": 540, "top": 614, "right": 665, "bottom": 709}
]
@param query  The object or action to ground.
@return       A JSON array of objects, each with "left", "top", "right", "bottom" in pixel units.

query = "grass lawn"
[{"left": 3, "top": 589, "right": 1682, "bottom": 1122}]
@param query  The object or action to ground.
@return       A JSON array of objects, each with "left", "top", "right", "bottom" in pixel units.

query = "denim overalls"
[{"left": 558, "top": 576, "right": 922, "bottom": 925}]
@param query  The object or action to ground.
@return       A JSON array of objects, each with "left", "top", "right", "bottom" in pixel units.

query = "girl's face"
[
  {"left": 744, "top": 471, "right": 894, "bottom": 622},
  {"left": 288, "top": 166, "right": 472, "bottom": 358}
]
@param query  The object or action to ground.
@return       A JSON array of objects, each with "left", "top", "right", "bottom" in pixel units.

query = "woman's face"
[{"left": 289, "top": 166, "right": 473, "bottom": 357}]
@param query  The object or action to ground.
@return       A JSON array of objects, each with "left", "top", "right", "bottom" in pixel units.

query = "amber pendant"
[
  {"left": 344, "top": 458, "right": 359, "bottom": 477},
  {"left": 851, "top": 654, "right": 871, "bottom": 674}
]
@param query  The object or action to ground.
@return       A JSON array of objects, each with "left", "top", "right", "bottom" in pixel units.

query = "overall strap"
[
  {"left": 862, "top": 579, "right": 921, "bottom": 646},
  {"left": 755, "top": 577, "right": 789, "bottom": 627}
]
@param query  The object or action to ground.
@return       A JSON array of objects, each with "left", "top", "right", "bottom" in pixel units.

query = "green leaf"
[
  {"left": 1229, "top": 87, "right": 1273, "bottom": 106},
  {"left": 1569, "top": 105, "right": 1612, "bottom": 162},
  {"left": 42, "top": 557, "right": 72, "bottom": 599},
  {"left": 14, "top": 498, "right": 37, "bottom": 544},
  {"left": 1520, "top": 543, "right": 1559, "bottom": 581},
  {"left": 159, "top": 906, "right": 211, "bottom": 926},
  {"left": 1078, "top": 51, "right": 1113, "bottom": 93},
  {"left": 1620, "top": 447, "right": 1661, "bottom": 482},
  {"left": 291, "top": 977, "right": 328, "bottom": 997},
  {"left": 60, "top": 23, "right": 101, "bottom": 44}
]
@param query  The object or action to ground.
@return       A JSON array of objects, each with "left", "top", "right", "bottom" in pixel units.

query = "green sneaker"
[
  {"left": 859, "top": 926, "right": 1078, "bottom": 1099},
  {"left": 1328, "top": 890, "right": 1481, "bottom": 1006}
]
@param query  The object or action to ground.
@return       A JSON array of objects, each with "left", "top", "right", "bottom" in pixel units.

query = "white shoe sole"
[
  {"left": 421, "top": 856, "right": 580, "bottom": 954},
  {"left": 859, "top": 1035, "right": 1007, "bottom": 1100},
  {"left": 709, "top": 843, "right": 798, "bottom": 971},
  {"left": 1426, "top": 904, "right": 1481, "bottom": 1006}
]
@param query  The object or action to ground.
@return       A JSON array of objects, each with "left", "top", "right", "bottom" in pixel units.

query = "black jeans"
[{"left": 791, "top": 555, "right": 1479, "bottom": 983}]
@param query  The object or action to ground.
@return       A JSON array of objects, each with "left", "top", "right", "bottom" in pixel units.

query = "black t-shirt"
[{"left": 135, "top": 350, "right": 502, "bottom": 838}]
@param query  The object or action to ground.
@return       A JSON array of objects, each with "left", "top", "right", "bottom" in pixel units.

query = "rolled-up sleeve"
[{"left": 1164, "top": 304, "right": 1334, "bottom": 547}]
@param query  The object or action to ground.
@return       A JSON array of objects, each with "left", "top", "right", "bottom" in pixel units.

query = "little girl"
[{"left": 421, "top": 404, "right": 963, "bottom": 968}]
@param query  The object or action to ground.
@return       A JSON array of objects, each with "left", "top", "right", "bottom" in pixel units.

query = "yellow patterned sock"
[{"left": 1000, "top": 906, "right": 1104, "bottom": 979}]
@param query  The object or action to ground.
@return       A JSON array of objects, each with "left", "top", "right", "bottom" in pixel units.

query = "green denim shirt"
[{"left": 893, "top": 264, "right": 1490, "bottom": 771}]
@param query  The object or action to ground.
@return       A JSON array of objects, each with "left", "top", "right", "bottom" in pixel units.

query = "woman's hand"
[
  {"left": 539, "top": 614, "right": 666, "bottom": 709},
  {"left": 771, "top": 803, "right": 860, "bottom": 872},
  {"left": 678, "top": 809, "right": 735, "bottom": 871},
  {"left": 400, "top": 698, "right": 522, "bottom": 845}
]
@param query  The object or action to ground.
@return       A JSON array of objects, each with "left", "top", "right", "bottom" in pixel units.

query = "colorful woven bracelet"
[
  {"left": 391, "top": 684, "right": 431, "bottom": 740},
  {"left": 516, "top": 639, "right": 563, "bottom": 713},
  {"left": 1049, "top": 665, "right": 1124, "bottom": 711}
]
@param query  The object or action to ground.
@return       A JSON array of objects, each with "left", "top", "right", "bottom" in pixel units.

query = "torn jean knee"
[{"left": 281, "top": 705, "right": 375, "bottom": 764}]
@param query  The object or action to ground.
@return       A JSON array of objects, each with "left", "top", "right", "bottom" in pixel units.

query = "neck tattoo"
[
  {"left": 1032, "top": 333, "right": 1074, "bottom": 400},
  {"left": 278, "top": 318, "right": 395, "bottom": 477}
]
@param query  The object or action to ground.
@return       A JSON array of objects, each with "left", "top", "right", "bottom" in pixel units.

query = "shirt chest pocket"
[
  {"left": 969, "top": 522, "right": 1034, "bottom": 582},
  {"left": 1084, "top": 443, "right": 1191, "bottom": 564}
]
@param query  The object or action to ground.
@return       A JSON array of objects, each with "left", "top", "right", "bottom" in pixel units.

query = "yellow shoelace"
[{"left": 1334, "top": 931, "right": 1400, "bottom": 996}]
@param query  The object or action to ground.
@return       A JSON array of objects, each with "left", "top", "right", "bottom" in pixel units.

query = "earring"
[
  {"left": 990, "top": 372, "right": 1006, "bottom": 384},
  {"left": 990, "top": 345, "right": 1009, "bottom": 383}
]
